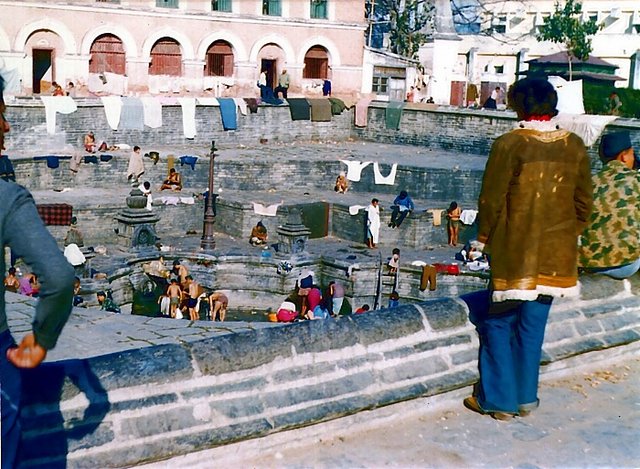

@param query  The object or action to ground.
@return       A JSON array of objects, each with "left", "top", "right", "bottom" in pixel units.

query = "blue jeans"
[
  {"left": 462, "top": 290, "right": 552, "bottom": 414},
  {"left": 1, "top": 329, "right": 21, "bottom": 469}
]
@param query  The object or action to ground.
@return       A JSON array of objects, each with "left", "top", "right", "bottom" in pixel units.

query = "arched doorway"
[
  {"left": 89, "top": 34, "right": 126, "bottom": 75},
  {"left": 25, "top": 29, "right": 65, "bottom": 94},
  {"left": 303, "top": 45, "right": 329, "bottom": 79},
  {"left": 149, "top": 37, "right": 182, "bottom": 76},
  {"left": 257, "top": 43, "right": 285, "bottom": 90},
  {"left": 205, "top": 40, "right": 234, "bottom": 77}
]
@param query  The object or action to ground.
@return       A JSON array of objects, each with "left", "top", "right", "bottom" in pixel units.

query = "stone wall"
[{"left": 17, "top": 275, "right": 640, "bottom": 468}]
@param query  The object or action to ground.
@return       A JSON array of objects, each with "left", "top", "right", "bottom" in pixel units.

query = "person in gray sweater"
[{"left": 1, "top": 77, "right": 75, "bottom": 469}]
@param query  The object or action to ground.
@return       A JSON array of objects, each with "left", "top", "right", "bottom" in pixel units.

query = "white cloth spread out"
[
  {"left": 233, "top": 97, "right": 248, "bottom": 116},
  {"left": 196, "top": 97, "right": 219, "bottom": 106},
  {"left": 63, "top": 244, "right": 86, "bottom": 266},
  {"left": 100, "top": 96, "right": 123, "bottom": 130},
  {"left": 177, "top": 97, "right": 197, "bottom": 138},
  {"left": 460, "top": 209, "right": 478, "bottom": 225},
  {"left": 40, "top": 96, "right": 77, "bottom": 135},
  {"left": 373, "top": 163, "right": 398, "bottom": 185},
  {"left": 411, "top": 260, "right": 427, "bottom": 267},
  {"left": 180, "top": 197, "right": 195, "bottom": 205},
  {"left": 548, "top": 77, "right": 584, "bottom": 115},
  {"left": 551, "top": 114, "right": 618, "bottom": 147},
  {"left": 355, "top": 98, "right": 372, "bottom": 127},
  {"left": 140, "top": 97, "right": 163, "bottom": 129},
  {"left": 253, "top": 202, "right": 281, "bottom": 216},
  {"left": 341, "top": 160, "right": 371, "bottom": 182},
  {"left": 155, "top": 196, "right": 180, "bottom": 206},
  {"left": 348, "top": 205, "right": 368, "bottom": 216}
]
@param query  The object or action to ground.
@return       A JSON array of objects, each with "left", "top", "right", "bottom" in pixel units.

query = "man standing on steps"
[
  {"left": 0, "top": 77, "right": 75, "bottom": 468},
  {"left": 275, "top": 69, "right": 290, "bottom": 99},
  {"left": 365, "top": 198, "right": 381, "bottom": 249},
  {"left": 462, "top": 78, "right": 593, "bottom": 421}
]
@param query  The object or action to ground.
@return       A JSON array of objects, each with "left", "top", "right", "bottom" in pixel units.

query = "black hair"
[
  {"left": 399, "top": 190, "right": 408, "bottom": 198},
  {"left": 143, "top": 181, "right": 151, "bottom": 190},
  {"left": 362, "top": 304, "right": 370, "bottom": 311},
  {"left": 8, "top": 267, "right": 15, "bottom": 275},
  {"left": 392, "top": 248, "right": 400, "bottom": 255},
  {"left": 448, "top": 201, "right": 458, "bottom": 212},
  {"left": 507, "top": 78, "right": 558, "bottom": 120},
  {"left": 133, "top": 145, "right": 141, "bottom": 152},
  {"left": 371, "top": 198, "right": 379, "bottom": 204}
]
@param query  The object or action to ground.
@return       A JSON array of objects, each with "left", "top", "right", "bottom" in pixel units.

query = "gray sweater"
[{"left": 0, "top": 180, "right": 74, "bottom": 350}]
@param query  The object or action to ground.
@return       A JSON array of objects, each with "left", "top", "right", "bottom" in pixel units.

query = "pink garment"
[
  {"left": 19, "top": 277, "right": 34, "bottom": 296},
  {"left": 355, "top": 98, "right": 372, "bottom": 127},
  {"left": 277, "top": 308, "right": 298, "bottom": 323},
  {"left": 307, "top": 288, "right": 322, "bottom": 311}
]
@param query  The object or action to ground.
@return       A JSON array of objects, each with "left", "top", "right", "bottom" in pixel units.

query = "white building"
[{"left": 421, "top": 0, "right": 640, "bottom": 105}]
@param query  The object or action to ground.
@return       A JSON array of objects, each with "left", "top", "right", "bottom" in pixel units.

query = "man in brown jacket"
[{"left": 463, "top": 78, "right": 593, "bottom": 421}]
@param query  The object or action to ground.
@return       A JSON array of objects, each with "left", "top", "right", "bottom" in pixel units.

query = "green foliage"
[
  {"left": 536, "top": 0, "right": 601, "bottom": 61},
  {"left": 382, "top": 0, "right": 435, "bottom": 58},
  {"left": 583, "top": 82, "right": 640, "bottom": 118}
]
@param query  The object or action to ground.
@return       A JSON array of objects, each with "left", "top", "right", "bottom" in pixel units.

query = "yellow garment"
[{"left": 428, "top": 209, "right": 444, "bottom": 226}]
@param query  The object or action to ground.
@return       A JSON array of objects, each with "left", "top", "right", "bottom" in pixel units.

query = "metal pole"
[{"left": 200, "top": 140, "right": 217, "bottom": 250}]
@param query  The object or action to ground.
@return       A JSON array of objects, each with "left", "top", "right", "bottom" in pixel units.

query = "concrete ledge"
[{"left": 14, "top": 274, "right": 640, "bottom": 468}]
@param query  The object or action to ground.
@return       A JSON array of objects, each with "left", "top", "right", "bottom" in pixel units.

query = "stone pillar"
[
  {"left": 630, "top": 50, "right": 640, "bottom": 90},
  {"left": 516, "top": 48, "right": 530, "bottom": 80},
  {"left": 276, "top": 208, "right": 311, "bottom": 257}
]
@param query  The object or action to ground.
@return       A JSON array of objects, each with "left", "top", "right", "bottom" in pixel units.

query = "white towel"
[
  {"left": 348, "top": 205, "right": 367, "bottom": 216},
  {"left": 180, "top": 197, "right": 195, "bottom": 205},
  {"left": 341, "top": 160, "right": 371, "bottom": 182},
  {"left": 101, "top": 96, "right": 123, "bottom": 130},
  {"left": 156, "top": 196, "right": 180, "bottom": 206},
  {"left": 373, "top": 163, "right": 398, "bottom": 185},
  {"left": 551, "top": 114, "right": 618, "bottom": 147},
  {"left": 140, "top": 97, "right": 163, "bottom": 128},
  {"left": 196, "top": 97, "right": 219, "bottom": 106},
  {"left": 233, "top": 97, "right": 248, "bottom": 116},
  {"left": 460, "top": 209, "right": 478, "bottom": 225},
  {"left": 253, "top": 202, "right": 281, "bottom": 217},
  {"left": 177, "top": 97, "right": 197, "bottom": 138},
  {"left": 40, "top": 96, "right": 77, "bottom": 135},
  {"left": 411, "top": 260, "right": 427, "bottom": 267}
]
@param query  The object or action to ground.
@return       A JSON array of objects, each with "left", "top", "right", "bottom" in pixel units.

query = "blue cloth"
[
  {"left": 84, "top": 155, "right": 98, "bottom": 164},
  {"left": 0, "top": 329, "right": 20, "bottom": 469},
  {"left": 218, "top": 98, "right": 237, "bottom": 131},
  {"left": 119, "top": 97, "right": 144, "bottom": 130},
  {"left": 322, "top": 80, "right": 332, "bottom": 96},
  {"left": 33, "top": 155, "right": 72, "bottom": 169},
  {"left": 287, "top": 98, "right": 311, "bottom": 121},
  {"left": 0, "top": 155, "right": 15, "bottom": 181},
  {"left": 462, "top": 290, "right": 552, "bottom": 414},
  {"left": 99, "top": 154, "right": 113, "bottom": 162},
  {"left": 180, "top": 155, "right": 198, "bottom": 170},
  {"left": 588, "top": 257, "right": 640, "bottom": 279}
]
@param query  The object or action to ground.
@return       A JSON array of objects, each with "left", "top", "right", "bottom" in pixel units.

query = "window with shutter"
[
  {"left": 310, "top": 0, "right": 328, "bottom": 19},
  {"left": 263, "top": 0, "right": 281, "bottom": 16},
  {"left": 211, "top": 0, "right": 231, "bottom": 12}
]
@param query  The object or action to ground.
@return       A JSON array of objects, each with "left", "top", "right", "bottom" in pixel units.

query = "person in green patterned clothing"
[{"left": 578, "top": 131, "right": 640, "bottom": 279}]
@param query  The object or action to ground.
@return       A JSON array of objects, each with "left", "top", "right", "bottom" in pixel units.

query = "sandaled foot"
[{"left": 463, "top": 396, "right": 515, "bottom": 422}]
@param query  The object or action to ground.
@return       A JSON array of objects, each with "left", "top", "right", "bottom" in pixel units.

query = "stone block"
[
  {"left": 543, "top": 337, "right": 605, "bottom": 363},
  {"left": 600, "top": 328, "right": 640, "bottom": 348},
  {"left": 578, "top": 274, "right": 627, "bottom": 300},
  {"left": 264, "top": 370, "right": 376, "bottom": 409},
  {"left": 270, "top": 395, "right": 375, "bottom": 429},
  {"left": 451, "top": 348, "right": 478, "bottom": 366},
  {"left": 600, "top": 311, "right": 640, "bottom": 331},
  {"left": 421, "top": 369, "right": 478, "bottom": 395},
  {"left": 580, "top": 302, "right": 625, "bottom": 318},
  {"left": 120, "top": 405, "right": 199, "bottom": 438},
  {"left": 210, "top": 396, "right": 266, "bottom": 419},
  {"left": 337, "top": 353, "right": 384, "bottom": 370},
  {"left": 574, "top": 320, "right": 604, "bottom": 336},
  {"left": 383, "top": 334, "right": 472, "bottom": 360},
  {"left": 181, "top": 377, "right": 268, "bottom": 401},
  {"left": 628, "top": 273, "right": 640, "bottom": 296},
  {"left": 351, "top": 306, "right": 425, "bottom": 346},
  {"left": 544, "top": 323, "right": 577, "bottom": 343},
  {"left": 548, "top": 308, "right": 581, "bottom": 322},
  {"left": 376, "top": 356, "right": 448, "bottom": 384},
  {"left": 272, "top": 362, "right": 338, "bottom": 383},
  {"left": 417, "top": 298, "right": 468, "bottom": 330}
]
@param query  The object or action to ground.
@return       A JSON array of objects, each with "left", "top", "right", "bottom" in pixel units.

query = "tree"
[
  {"left": 535, "top": 0, "right": 602, "bottom": 80},
  {"left": 366, "top": 0, "right": 435, "bottom": 59}
]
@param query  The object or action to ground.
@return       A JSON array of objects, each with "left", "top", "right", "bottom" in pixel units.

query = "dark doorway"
[
  {"left": 260, "top": 58, "right": 276, "bottom": 89},
  {"left": 33, "top": 49, "right": 53, "bottom": 94}
]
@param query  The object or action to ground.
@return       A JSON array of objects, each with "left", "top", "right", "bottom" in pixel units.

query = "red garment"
[
  {"left": 307, "top": 287, "right": 322, "bottom": 311},
  {"left": 277, "top": 308, "right": 298, "bottom": 322}
]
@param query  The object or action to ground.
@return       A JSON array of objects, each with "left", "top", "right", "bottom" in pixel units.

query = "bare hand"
[{"left": 6, "top": 333, "right": 47, "bottom": 368}]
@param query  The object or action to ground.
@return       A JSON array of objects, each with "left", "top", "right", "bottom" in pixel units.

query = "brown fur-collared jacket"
[{"left": 477, "top": 126, "right": 593, "bottom": 302}]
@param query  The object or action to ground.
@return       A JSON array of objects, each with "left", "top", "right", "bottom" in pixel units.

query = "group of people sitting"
[
  {"left": 275, "top": 273, "right": 345, "bottom": 322},
  {"left": 3, "top": 268, "right": 40, "bottom": 297}
]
